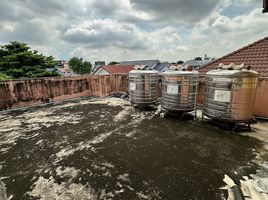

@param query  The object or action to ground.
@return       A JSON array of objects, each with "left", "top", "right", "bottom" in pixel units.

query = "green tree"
[
  {"left": 0, "top": 41, "right": 59, "bottom": 79},
  {"left": 194, "top": 57, "right": 202, "bottom": 61},
  {"left": 69, "top": 57, "right": 91, "bottom": 74},
  {"left": 0, "top": 72, "right": 11, "bottom": 80},
  {"left": 108, "top": 61, "right": 119, "bottom": 65},
  {"left": 177, "top": 60, "right": 184, "bottom": 64}
]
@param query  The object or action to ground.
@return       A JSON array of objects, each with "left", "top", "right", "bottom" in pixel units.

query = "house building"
[
  {"left": 120, "top": 60, "right": 160, "bottom": 69},
  {"left": 93, "top": 65, "right": 134, "bottom": 75},
  {"left": 154, "top": 62, "right": 170, "bottom": 73},
  {"left": 55, "top": 60, "right": 73, "bottom": 76},
  {"left": 182, "top": 59, "right": 211, "bottom": 69},
  {"left": 199, "top": 36, "right": 268, "bottom": 118},
  {"left": 120, "top": 60, "right": 170, "bottom": 73},
  {"left": 92, "top": 61, "right": 106, "bottom": 73}
]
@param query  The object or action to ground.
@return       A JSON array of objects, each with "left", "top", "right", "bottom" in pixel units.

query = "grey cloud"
[
  {"left": 89, "top": 0, "right": 143, "bottom": 24},
  {"left": 0, "top": 0, "right": 264, "bottom": 63},
  {"left": 0, "top": 0, "right": 70, "bottom": 22},
  {"left": 130, "top": 0, "right": 222, "bottom": 23},
  {"left": 0, "top": 1, "right": 31, "bottom": 21},
  {"left": 0, "top": 0, "right": 80, "bottom": 46},
  {"left": 0, "top": 19, "right": 54, "bottom": 45},
  {"left": 24, "top": 0, "right": 66, "bottom": 15},
  {"left": 91, "top": 0, "right": 118, "bottom": 16},
  {"left": 61, "top": 20, "right": 150, "bottom": 50}
]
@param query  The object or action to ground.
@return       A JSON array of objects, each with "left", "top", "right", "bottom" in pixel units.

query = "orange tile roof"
[
  {"left": 199, "top": 37, "right": 268, "bottom": 78},
  {"left": 102, "top": 65, "right": 134, "bottom": 74}
]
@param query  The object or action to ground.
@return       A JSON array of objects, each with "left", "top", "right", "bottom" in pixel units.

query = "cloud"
[
  {"left": 130, "top": 0, "right": 225, "bottom": 24},
  {"left": 91, "top": 0, "right": 131, "bottom": 16},
  {"left": 187, "top": 8, "right": 268, "bottom": 59},
  {"left": 67, "top": 24, "right": 188, "bottom": 62},
  {"left": 0, "top": 0, "right": 67, "bottom": 21},
  {"left": 0, "top": 0, "right": 266, "bottom": 62},
  {"left": 0, "top": 19, "right": 58, "bottom": 44},
  {"left": 211, "top": 8, "right": 267, "bottom": 34},
  {"left": 88, "top": 0, "right": 153, "bottom": 23},
  {"left": 62, "top": 19, "right": 151, "bottom": 50}
]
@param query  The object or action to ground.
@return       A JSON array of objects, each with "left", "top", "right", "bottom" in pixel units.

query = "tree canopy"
[
  {"left": 177, "top": 60, "right": 184, "bottom": 64},
  {"left": 69, "top": 57, "right": 91, "bottom": 74},
  {"left": 0, "top": 73, "right": 11, "bottom": 81},
  {"left": 108, "top": 61, "right": 119, "bottom": 65},
  {"left": 194, "top": 57, "right": 202, "bottom": 61},
  {"left": 0, "top": 41, "right": 59, "bottom": 79}
]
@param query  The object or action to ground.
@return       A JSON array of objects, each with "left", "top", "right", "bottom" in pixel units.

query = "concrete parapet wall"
[
  {"left": 1, "top": 75, "right": 268, "bottom": 118},
  {"left": 254, "top": 79, "right": 268, "bottom": 118},
  {"left": 0, "top": 75, "right": 128, "bottom": 110}
]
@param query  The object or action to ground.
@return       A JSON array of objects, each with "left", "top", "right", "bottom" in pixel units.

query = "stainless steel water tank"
[
  {"left": 161, "top": 70, "right": 199, "bottom": 112},
  {"left": 129, "top": 70, "right": 159, "bottom": 106},
  {"left": 203, "top": 68, "right": 258, "bottom": 122}
]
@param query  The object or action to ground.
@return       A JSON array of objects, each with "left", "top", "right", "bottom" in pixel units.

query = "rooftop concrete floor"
[{"left": 0, "top": 98, "right": 267, "bottom": 200}]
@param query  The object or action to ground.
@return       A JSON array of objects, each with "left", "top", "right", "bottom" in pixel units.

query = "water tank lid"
[
  {"left": 129, "top": 69, "right": 159, "bottom": 74},
  {"left": 206, "top": 69, "right": 258, "bottom": 76},
  {"left": 163, "top": 70, "right": 199, "bottom": 75}
]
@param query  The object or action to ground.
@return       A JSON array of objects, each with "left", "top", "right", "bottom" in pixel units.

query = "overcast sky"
[{"left": 0, "top": 0, "right": 267, "bottom": 63}]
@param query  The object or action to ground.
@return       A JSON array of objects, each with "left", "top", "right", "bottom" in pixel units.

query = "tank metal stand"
[
  {"left": 180, "top": 111, "right": 186, "bottom": 120},
  {"left": 202, "top": 114, "right": 255, "bottom": 132},
  {"left": 160, "top": 108, "right": 196, "bottom": 121}
]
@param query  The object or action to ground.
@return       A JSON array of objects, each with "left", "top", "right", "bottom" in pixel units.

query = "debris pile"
[{"left": 222, "top": 164, "right": 268, "bottom": 200}]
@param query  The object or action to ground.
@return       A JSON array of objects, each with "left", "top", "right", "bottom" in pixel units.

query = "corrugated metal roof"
[
  {"left": 182, "top": 60, "right": 211, "bottom": 68},
  {"left": 153, "top": 62, "right": 170, "bottom": 72},
  {"left": 120, "top": 60, "right": 160, "bottom": 68},
  {"left": 199, "top": 37, "right": 268, "bottom": 78},
  {"left": 101, "top": 65, "right": 134, "bottom": 74}
]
